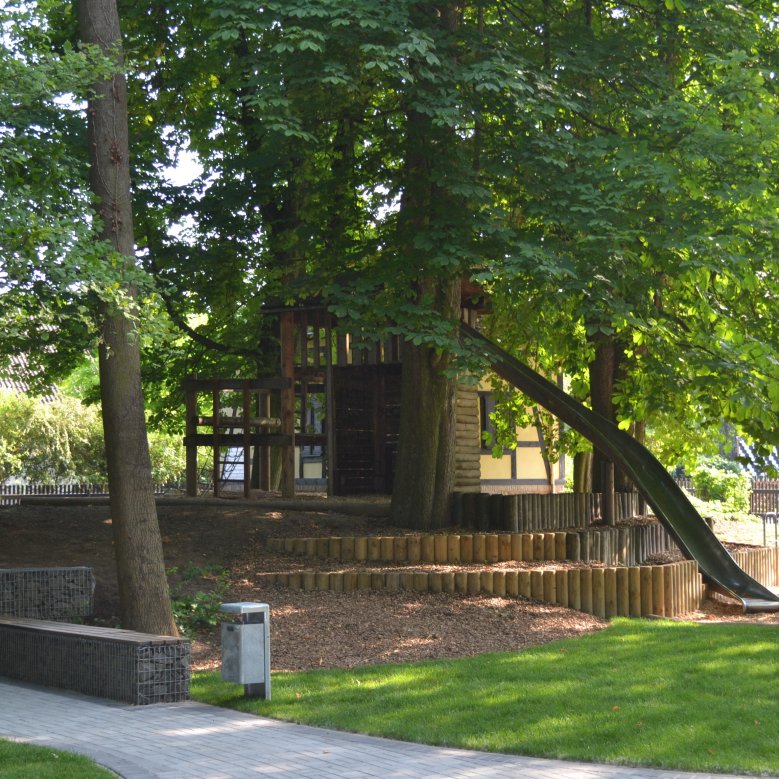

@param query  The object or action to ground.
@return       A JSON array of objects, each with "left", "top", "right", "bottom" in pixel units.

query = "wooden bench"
[{"left": 0, "top": 617, "right": 191, "bottom": 705}]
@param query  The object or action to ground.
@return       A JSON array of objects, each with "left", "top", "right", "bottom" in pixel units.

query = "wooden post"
[
  {"left": 652, "top": 566, "right": 665, "bottom": 617},
  {"left": 212, "top": 388, "right": 220, "bottom": 498},
  {"left": 429, "top": 573, "right": 443, "bottom": 593},
  {"left": 380, "top": 537, "right": 394, "bottom": 562},
  {"left": 486, "top": 534, "right": 499, "bottom": 562},
  {"left": 421, "top": 534, "right": 436, "bottom": 562},
  {"left": 640, "top": 566, "right": 653, "bottom": 616},
  {"left": 434, "top": 534, "right": 448, "bottom": 562},
  {"left": 616, "top": 567, "right": 630, "bottom": 616},
  {"left": 604, "top": 567, "right": 617, "bottom": 618},
  {"left": 530, "top": 570, "right": 544, "bottom": 600},
  {"left": 442, "top": 572, "right": 455, "bottom": 593},
  {"left": 447, "top": 535, "right": 461, "bottom": 563},
  {"left": 603, "top": 461, "right": 615, "bottom": 526},
  {"left": 556, "top": 570, "right": 568, "bottom": 607},
  {"left": 543, "top": 570, "right": 557, "bottom": 603},
  {"left": 354, "top": 536, "right": 368, "bottom": 562},
  {"left": 316, "top": 537, "right": 329, "bottom": 558},
  {"left": 480, "top": 571, "right": 494, "bottom": 594},
  {"left": 628, "top": 567, "right": 641, "bottom": 617},
  {"left": 591, "top": 568, "right": 605, "bottom": 618},
  {"left": 242, "top": 383, "right": 251, "bottom": 499},
  {"left": 279, "top": 311, "right": 296, "bottom": 498},
  {"left": 568, "top": 569, "right": 581, "bottom": 611},
  {"left": 185, "top": 384, "right": 198, "bottom": 497},
  {"left": 580, "top": 568, "right": 593, "bottom": 614},
  {"left": 260, "top": 391, "right": 271, "bottom": 491},
  {"left": 325, "top": 322, "right": 336, "bottom": 496},
  {"left": 341, "top": 537, "right": 355, "bottom": 562},
  {"left": 519, "top": 570, "right": 532, "bottom": 599},
  {"left": 498, "top": 533, "right": 512, "bottom": 561}
]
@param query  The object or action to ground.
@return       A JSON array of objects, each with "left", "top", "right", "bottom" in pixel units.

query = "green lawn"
[
  {"left": 0, "top": 739, "right": 116, "bottom": 778},
  {"left": 193, "top": 619, "right": 779, "bottom": 776}
]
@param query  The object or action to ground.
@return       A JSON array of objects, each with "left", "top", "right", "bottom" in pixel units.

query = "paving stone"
[{"left": 0, "top": 679, "right": 755, "bottom": 779}]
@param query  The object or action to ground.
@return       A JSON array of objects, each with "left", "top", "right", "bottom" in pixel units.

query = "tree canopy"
[{"left": 2, "top": 0, "right": 778, "bottom": 496}]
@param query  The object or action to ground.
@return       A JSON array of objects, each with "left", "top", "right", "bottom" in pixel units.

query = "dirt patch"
[{"left": 0, "top": 499, "right": 774, "bottom": 672}]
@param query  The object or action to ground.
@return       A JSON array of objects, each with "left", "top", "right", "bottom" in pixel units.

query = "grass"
[
  {"left": 0, "top": 739, "right": 116, "bottom": 778},
  {"left": 193, "top": 619, "right": 779, "bottom": 776}
]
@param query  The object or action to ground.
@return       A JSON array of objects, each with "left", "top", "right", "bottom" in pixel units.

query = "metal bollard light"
[{"left": 219, "top": 602, "right": 271, "bottom": 700}]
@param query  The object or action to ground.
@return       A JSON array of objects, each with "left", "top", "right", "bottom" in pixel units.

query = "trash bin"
[{"left": 219, "top": 602, "right": 271, "bottom": 700}]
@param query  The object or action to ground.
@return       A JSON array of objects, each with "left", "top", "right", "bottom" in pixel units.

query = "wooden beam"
[
  {"left": 184, "top": 433, "right": 293, "bottom": 447},
  {"left": 182, "top": 377, "right": 289, "bottom": 391}
]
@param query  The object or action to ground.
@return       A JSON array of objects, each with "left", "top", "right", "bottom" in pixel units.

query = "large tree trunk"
[
  {"left": 79, "top": 0, "right": 177, "bottom": 635},
  {"left": 390, "top": 4, "right": 463, "bottom": 530},
  {"left": 392, "top": 281, "right": 460, "bottom": 530}
]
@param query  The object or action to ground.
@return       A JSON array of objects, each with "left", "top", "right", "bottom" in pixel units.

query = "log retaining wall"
[
  {"left": 451, "top": 491, "right": 642, "bottom": 531},
  {"left": 268, "top": 522, "right": 677, "bottom": 567},
  {"left": 729, "top": 547, "right": 779, "bottom": 588},
  {"left": 267, "top": 559, "right": 706, "bottom": 618}
]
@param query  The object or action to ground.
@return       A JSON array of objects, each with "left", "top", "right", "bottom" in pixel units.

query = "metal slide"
[{"left": 462, "top": 322, "right": 779, "bottom": 612}]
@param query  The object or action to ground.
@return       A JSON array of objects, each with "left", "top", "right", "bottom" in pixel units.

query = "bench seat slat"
[{"left": 0, "top": 616, "right": 181, "bottom": 644}]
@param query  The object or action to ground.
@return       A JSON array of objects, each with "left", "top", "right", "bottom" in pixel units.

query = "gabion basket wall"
[
  {"left": 0, "top": 567, "right": 95, "bottom": 621},
  {"left": 0, "top": 618, "right": 191, "bottom": 705}
]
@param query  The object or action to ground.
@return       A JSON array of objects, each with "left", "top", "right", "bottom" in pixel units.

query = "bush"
[
  {"left": 0, "top": 390, "right": 186, "bottom": 486},
  {"left": 168, "top": 564, "right": 230, "bottom": 637},
  {"left": 690, "top": 457, "right": 750, "bottom": 513}
]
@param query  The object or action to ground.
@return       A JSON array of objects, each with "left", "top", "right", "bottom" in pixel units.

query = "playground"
[{"left": 0, "top": 498, "right": 774, "bottom": 674}]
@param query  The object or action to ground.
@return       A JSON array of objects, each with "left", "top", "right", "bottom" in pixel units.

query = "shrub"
[
  {"left": 690, "top": 457, "right": 750, "bottom": 513},
  {"left": 168, "top": 564, "right": 230, "bottom": 637}
]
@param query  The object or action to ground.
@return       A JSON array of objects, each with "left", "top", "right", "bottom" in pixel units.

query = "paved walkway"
[{"left": 0, "top": 679, "right": 748, "bottom": 779}]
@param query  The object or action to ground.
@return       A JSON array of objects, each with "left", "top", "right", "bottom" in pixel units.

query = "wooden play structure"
[{"left": 183, "top": 297, "right": 563, "bottom": 499}]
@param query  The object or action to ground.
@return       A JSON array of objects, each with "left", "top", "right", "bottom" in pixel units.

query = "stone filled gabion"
[
  {"left": 0, "top": 567, "right": 95, "bottom": 620},
  {"left": 0, "top": 618, "right": 191, "bottom": 705}
]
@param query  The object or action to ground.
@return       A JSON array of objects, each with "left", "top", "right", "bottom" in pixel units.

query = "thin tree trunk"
[
  {"left": 573, "top": 450, "right": 592, "bottom": 493},
  {"left": 588, "top": 333, "right": 616, "bottom": 493},
  {"left": 79, "top": 0, "right": 177, "bottom": 635}
]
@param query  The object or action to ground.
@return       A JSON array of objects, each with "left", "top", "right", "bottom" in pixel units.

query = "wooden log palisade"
[
  {"left": 265, "top": 532, "right": 779, "bottom": 620},
  {"left": 269, "top": 523, "right": 679, "bottom": 567}
]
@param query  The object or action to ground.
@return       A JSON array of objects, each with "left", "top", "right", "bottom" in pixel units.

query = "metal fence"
[
  {"left": 0, "top": 483, "right": 177, "bottom": 506},
  {"left": 675, "top": 476, "right": 779, "bottom": 516},
  {"left": 749, "top": 479, "right": 779, "bottom": 515}
]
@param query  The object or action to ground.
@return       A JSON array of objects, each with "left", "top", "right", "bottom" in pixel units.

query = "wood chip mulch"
[{"left": 191, "top": 586, "right": 606, "bottom": 672}]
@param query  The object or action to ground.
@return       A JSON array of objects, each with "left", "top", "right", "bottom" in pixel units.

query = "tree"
[
  {"left": 479, "top": 0, "right": 779, "bottom": 485},
  {"left": 121, "top": 0, "right": 557, "bottom": 528},
  {"left": 77, "top": 0, "right": 177, "bottom": 634},
  {"left": 18, "top": 0, "right": 776, "bottom": 534}
]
